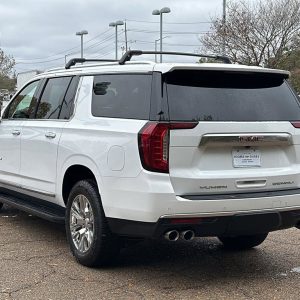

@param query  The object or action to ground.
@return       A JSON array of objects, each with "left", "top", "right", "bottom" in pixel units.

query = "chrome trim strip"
[
  {"left": 181, "top": 188, "right": 300, "bottom": 200},
  {"left": 0, "top": 179, "right": 55, "bottom": 198},
  {"left": 199, "top": 133, "right": 293, "bottom": 147},
  {"left": 0, "top": 179, "right": 20, "bottom": 190},
  {"left": 160, "top": 206, "right": 300, "bottom": 219},
  {"left": 20, "top": 186, "right": 55, "bottom": 198}
]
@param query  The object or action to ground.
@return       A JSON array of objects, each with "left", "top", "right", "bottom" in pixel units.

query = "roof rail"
[
  {"left": 119, "top": 50, "right": 231, "bottom": 65},
  {"left": 65, "top": 58, "right": 118, "bottom": 69}
]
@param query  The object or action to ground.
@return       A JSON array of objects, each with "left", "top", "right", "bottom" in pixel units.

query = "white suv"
[{"left": 1, "top": 50, "right": 300, "bottom": 267}]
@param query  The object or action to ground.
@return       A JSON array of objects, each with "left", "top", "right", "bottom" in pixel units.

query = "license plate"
[{"left": 232, "top": 148, "right": 261, "bottom": 168}]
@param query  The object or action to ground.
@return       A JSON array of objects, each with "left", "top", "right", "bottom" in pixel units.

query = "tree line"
[{"left": 201, "top": 0, "right": 300, "bottom": 92}]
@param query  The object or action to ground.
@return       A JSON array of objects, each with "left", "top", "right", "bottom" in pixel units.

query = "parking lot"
[{"left": 0, "top": 204, "right": 299, "bottom": 300}]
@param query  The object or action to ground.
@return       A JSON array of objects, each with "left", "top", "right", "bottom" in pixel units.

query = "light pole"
[
  {"left": 154, "top": 39, "right": 159, "bottom": 63},
  {"left": 109, "top": 20, "right": 124, "bottom": 60},
  {"left": 152, "top": 7, "right": 171, "bottom": 63},
  {"left": 155, "top": 36, "right": 171, "bottom": 63},
  {"left": 76, "top": 30, "right": 88, "bottom": 58}
]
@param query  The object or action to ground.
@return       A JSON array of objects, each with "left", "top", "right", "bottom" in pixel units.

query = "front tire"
[
  {"left": 65, "top": 180, "right": 120, "bottom": 267},
  {"left": 218, "top": 233, "right": 268, "bottom": 250}
]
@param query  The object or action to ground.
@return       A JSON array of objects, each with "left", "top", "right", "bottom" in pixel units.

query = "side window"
[
  {"left": 59, "top": 76, "right": 80, "bottom": 119},
  {"left": 92, "top": 74, "right": 152, "bottom": 119},
  {"left": 5, "top": 80, "right": 40, "bottom": 119},
  {"left": 36, "top": 77, "right": 72, "bottom": 119}
]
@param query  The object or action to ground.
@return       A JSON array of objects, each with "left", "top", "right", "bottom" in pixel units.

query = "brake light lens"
[
  {"left": 291, "top": 121, "right": 300, "bottom": 128},
  {"left": 138, "top": 122, "right": 198, "bottom": 173}
]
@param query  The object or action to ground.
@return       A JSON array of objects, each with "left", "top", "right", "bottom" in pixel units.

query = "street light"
[
  {"left": 152, "top": 7, "right": 171, "bottom": 63},
  {"left": 154, "top": 36, "right": 171, "bottom": 62},
  {"left": 76, "top": 30, "right": 88, "bottom": 59},
  {"left": 109, "top": 20, "right": 124, "bottom": 60}
]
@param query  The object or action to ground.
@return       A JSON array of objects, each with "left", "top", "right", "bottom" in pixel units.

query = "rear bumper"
[
  {"left": 107, "top": 208, "right": 300, "bottom": 238},
  {"left": 102, "top": 171, "right": 300, "bottom": 223}
]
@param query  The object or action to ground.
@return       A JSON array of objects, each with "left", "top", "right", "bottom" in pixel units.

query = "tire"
[
  {"left": 0, "top": 202, "right": 3, "bottom": 211},
  {"left": 65, "top": 180, "right": 120, "bottom": 267},
  {"left": 218, "top": 233, "right": 268, "bottom": 250}
]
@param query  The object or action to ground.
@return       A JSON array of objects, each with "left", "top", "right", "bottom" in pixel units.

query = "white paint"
[{"left": 291, "top": 267, "right": 300, "bottom": 273}]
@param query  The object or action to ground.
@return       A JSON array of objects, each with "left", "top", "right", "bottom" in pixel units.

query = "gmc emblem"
[{"left": 238, "top": 136, "right": 263, "bottom": 142}]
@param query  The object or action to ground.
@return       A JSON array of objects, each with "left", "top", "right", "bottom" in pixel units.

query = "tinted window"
[
  {"left": 36, "top": 77, "right": 72, "bottom": 119},
  {"left": 59, "top": 76, "right": 79, "bottom": 119},
  {"left": 165, "top": 70, "right": 300, "bottom": 121},
  {"left": 5, "top": 80, "right": 39, "bottom": 119},
  {"left": 92, "top": 74, "right": 152, "bottom": 119}
]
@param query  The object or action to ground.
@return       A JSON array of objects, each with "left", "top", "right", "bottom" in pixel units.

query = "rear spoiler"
[{"left": 164, "top": 65, "right": 290, "bottom": 78}]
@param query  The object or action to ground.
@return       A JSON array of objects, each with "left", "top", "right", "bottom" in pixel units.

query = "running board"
[{"left": 0, "top": 191, "right": 65, "bottom": 223}]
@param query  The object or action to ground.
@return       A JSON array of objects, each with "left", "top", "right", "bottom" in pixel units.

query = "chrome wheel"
[{"left": 70, "top": 194, "right": 94, "bottom": 253}]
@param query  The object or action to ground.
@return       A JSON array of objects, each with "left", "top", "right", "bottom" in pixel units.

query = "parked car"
[{"left": 0, "top": 50, "right": 300, "bottom": 267}]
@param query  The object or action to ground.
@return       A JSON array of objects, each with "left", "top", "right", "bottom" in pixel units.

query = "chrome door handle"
[
  {"left": 45, "top": 132, "right": 56, "bottom": 139},
  {"left": 12, "top": 130, "right": 21, "bottom": 136}
]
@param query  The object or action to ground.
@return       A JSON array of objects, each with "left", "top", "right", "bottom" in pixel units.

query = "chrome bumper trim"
[{"left": 160, "top": 206, "right": 300, "bottom": 219}]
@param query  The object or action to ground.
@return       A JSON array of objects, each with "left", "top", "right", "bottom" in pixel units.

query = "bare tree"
[
  {"left": 201, "top": 0, "right": 300, "bottom": 67},
  {"left": 0, "top": 48, "right": 15, "bottom": 93},
  {"left": 0, "top": 48, "right": 15, "bottom": 77}
]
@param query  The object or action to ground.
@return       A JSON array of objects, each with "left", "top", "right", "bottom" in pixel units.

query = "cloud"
[{"left": 0, "top": 0, "right": 244, "bottom": 72}]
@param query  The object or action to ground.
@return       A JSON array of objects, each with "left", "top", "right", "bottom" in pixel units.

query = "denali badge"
[{"left": 272, "top": 181, "right": 295, "bottom": 186}]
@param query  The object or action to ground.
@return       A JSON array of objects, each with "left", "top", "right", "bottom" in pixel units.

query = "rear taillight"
[
  {"left": 291, "top": 121, "right": 300, "bottom": 128},
  {"left": 138, "top": 122, "right": 198, "bottom": 173}
]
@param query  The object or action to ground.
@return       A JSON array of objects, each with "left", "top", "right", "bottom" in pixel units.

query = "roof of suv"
[
  {"left": 25, "top": 50, "right": 288, "bottom": 80},
  {"left": 34, "top": 61, "right": 290, "bottom": 80}
]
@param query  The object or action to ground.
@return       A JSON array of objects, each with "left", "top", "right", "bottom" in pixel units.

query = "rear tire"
[
  {"left": 0, "top": 202, "right": 3, "bottom": 211},
  {"left": 218, "top": 233, "right": 268, "bottom": 250},
  {"left": 65, "top": 180, "right": 120, "bottom": 267}
]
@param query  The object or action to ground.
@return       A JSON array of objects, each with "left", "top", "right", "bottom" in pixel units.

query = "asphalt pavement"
[{"left": 0, "top": 204, "right": 299, "bottom": 300}]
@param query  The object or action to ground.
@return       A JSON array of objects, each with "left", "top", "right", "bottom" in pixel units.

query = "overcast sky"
[{"left": 0, "top": 0, "right": 252, "bottom": 73}]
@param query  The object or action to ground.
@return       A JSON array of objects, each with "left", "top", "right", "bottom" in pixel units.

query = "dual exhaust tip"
[
  {"left": 164, "top": 230, "right": 195, "bottom": 241},
  {"left": 166, "top": 222, "right": 300, "bottom": 241}
]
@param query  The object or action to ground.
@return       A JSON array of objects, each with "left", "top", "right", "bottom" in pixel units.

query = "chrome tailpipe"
[
  {"left": 180, "top": 230, "right": 195, "bottom": 241},
  {"left": 164, "top": 230, "right": 180, "bottom": 241}
]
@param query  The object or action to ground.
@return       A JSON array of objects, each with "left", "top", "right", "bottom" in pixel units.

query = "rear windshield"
[{"left": 165, "top": 70, "right": 300, "bottom": 121}]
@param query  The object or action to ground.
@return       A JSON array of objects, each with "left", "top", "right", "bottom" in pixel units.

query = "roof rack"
[
  {"left": 119, "top": 50, "right": 231, "bottom": 65},
  {"left": 65, "top": 58, "right": 118, "bottom": 69},
  {"left": 65, "top": 51, "right": 231, "bottom": 70}
]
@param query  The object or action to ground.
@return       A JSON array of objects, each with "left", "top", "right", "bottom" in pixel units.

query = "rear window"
[
  {"left": 92, "top": 74, "right": 152, "bottom": 119},
  {"left": 165, "top": 70, "right": 300, "bottom": 121}
]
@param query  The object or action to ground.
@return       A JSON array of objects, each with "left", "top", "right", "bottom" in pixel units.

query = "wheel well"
[{"left": 62, "top": 165, "right": 97, "bottom": 204}]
